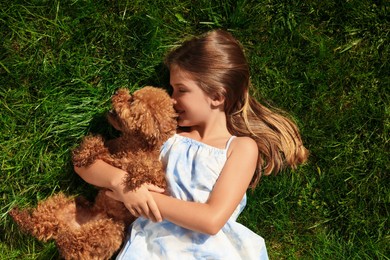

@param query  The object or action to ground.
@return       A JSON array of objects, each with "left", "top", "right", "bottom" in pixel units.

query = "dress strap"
[{"left": 225, "top": 136, "right": 236, "bottom": 150}]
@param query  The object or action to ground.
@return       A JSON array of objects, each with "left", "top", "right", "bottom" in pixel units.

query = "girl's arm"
[
  {"left": 74, "top": 160, "right": 164, "bottom": 222},
  {"left": 152, "top": 136, "right": 258, "bottom": 235},
  {"left": 75, "top": 160, "right": 125, "bottom": 189}
]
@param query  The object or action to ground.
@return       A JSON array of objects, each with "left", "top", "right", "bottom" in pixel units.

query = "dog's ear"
[
  {"left": 111, "top": 88, "right": 132, "bottom": 106},
  {"left": 124, "top": 100, "right": 160, "bottom": 146},
  {"left": 108, "top": 88, "right": 133, "bottom": 132}
]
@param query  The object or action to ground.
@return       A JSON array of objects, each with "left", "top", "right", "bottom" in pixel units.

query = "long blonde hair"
[{"left": 165, "top": 30, "right": 308, "bottom": 188}]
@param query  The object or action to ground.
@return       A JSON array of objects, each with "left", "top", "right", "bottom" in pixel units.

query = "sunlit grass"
[{"left": 1, "top": 0, "right": 388, "bottom": 259}]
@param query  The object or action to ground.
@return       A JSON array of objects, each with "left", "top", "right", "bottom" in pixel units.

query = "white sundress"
[{"left": 116, "top": 134, "right": 268, "bottom": 260}]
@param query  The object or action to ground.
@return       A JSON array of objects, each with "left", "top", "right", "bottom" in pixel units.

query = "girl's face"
[{"left": 170, "top": 66, "right": 214, "bottom": 127}]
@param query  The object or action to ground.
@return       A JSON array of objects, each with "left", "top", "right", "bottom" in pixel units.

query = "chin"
[{"left": 177, "top": 120, "right": 191, "bottom": 128}]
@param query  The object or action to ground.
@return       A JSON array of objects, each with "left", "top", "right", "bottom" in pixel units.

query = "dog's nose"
[{"left": 109, "top": 109, "right": 117, "bottom": 116}]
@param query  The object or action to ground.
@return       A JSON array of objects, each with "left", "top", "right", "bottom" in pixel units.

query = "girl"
[{"left": 75, "top": 29, "right": 308, "bottom": 259}]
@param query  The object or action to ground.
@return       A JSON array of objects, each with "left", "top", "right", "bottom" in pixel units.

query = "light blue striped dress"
[{"left": 116, "top": 134, "right": 268, "bottom": 259}]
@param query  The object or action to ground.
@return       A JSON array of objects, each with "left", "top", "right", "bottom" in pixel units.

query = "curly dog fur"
[{"left": 10, "top": 86, "right": 177, "bottom": 260}]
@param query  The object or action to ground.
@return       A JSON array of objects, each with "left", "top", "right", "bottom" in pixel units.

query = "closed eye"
[{"left": 171, "top": 84, "right": 189, "bottom": 91}]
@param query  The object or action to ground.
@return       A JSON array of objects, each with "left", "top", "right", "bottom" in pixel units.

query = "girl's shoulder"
[{"left": 227, "top": 136, "right": 258, "bottom": 158}]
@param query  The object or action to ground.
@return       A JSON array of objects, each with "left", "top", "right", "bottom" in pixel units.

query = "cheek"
[{"left": 177, "top": 97, "right": 191, "bottom": 109}]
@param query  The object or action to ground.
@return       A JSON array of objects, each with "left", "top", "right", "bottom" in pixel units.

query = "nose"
[{"left": 171, "top": 92, "right": 177, "bottom": 105}]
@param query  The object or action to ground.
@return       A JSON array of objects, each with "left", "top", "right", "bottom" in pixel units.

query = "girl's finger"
[
  {"left": 105, "top": 190, "right": 120, "bottom": 201},
  {"left": 129, "top": 208, "right": 137, "bottom": 216},
  {"left": 145, "top": 184, "right": 165, "bottom": 193},
  {"left": 140, "top": 203, "right": 150, "bottom": 217},
  {"left": 147, "top": 198, "right": 162, "bottom": 222},
  {"left": 133, "top": 207, "right": 144, "bottom": 218}
]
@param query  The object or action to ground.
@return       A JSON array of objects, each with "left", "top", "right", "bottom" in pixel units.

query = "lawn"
[{"left": 1, "top": 0, "right": 388, "bottom": 259}]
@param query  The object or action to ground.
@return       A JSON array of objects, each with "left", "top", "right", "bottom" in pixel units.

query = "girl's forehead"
[
  {"left": 170, "top": 64, "right": 190, "bottom": 75},
  {"left": 170, "top": 66, "right": 195, "bottom": 84}
]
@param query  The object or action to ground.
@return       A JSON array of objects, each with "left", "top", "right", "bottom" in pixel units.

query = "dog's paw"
[
  {"left": 72, "top": 135, "right": 108, "bottom": 167},
  {"left": 124, "top": 159, "right": 167, "bottom": 191}
]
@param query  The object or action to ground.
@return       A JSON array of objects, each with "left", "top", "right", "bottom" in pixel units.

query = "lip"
[{"left": 174, "top": 107, "right": 184, "bottom": 114}]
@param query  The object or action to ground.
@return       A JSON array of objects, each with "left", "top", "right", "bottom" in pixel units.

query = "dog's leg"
[{"left": 72, "top": 135, "right": 110, "bottom": 167}]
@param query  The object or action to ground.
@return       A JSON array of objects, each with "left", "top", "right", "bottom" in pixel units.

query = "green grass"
[{"left": 1, "top": 0, "right": 388, "bottom": 259}]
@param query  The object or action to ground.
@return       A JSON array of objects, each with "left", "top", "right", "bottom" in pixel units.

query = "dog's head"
[{"left": 107, "top": 86, "right": 177, "bottom": 146}]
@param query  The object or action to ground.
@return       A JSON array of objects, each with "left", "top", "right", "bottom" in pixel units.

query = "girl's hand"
[{"left": 105, "top": 183, "right": 165, "bottom": 222}]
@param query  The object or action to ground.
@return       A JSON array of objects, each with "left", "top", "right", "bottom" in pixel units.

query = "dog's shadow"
[{"left": 88, "top": 112, "right": 121, "bottom": 139}]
